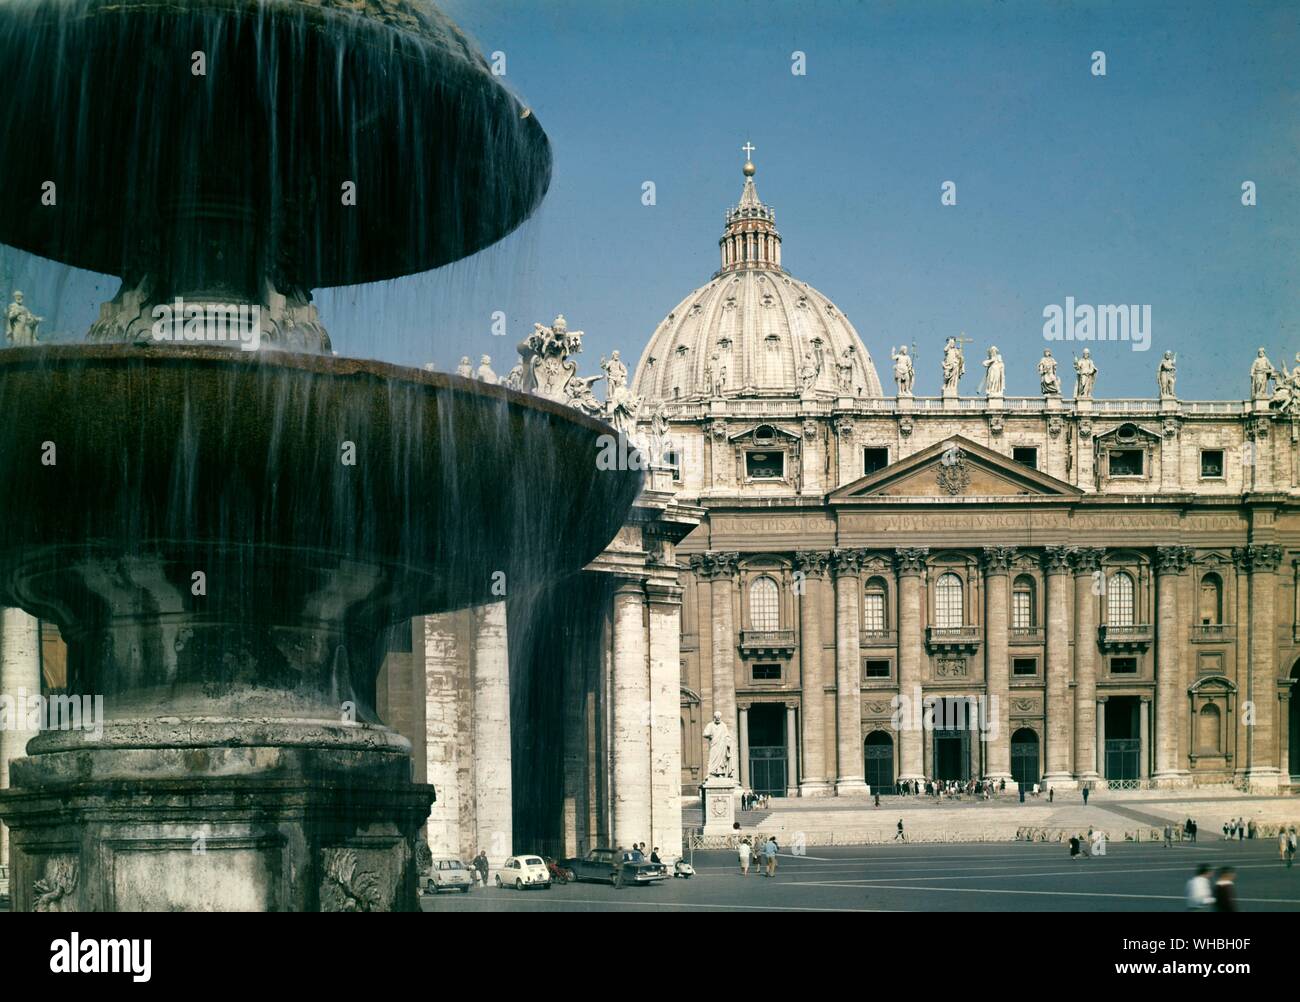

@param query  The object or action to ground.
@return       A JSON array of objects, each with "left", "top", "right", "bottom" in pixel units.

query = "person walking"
[
  {"left": 1164, "top": 823, "right": 1174, "bottom": 848},
  {"left": 1280, "top": 828, "right": 1290, "bottom": 863},
  {"left": 1185, "top": 865, "right": 1214, "bottom": 911},
  {"left": 1287, "top": 827, "right": 1298, "bottom": 869},
  {"left": 473, "top": 849, "right": 489, "bottom": 888},
  {"left": 737, "top": 838, "right": 751, "bottom": 876},
  {"left": 1238, "top": 818, "right": 1246, "bottom": 841},
  {"left": 763, "top": 836, "right": 779, "bottom": 877},
  {"left": 1212, "top": 867, "right": 1238, "bottom": 912},
  {"left": 895, "top": 818, "right": 906, "bottom": 842},
  {"left": 1082, "top": 785, "right": 1089, "bottom": 805},
  {"left": 1048, "top": 787, "right": 1054, "bottom": 803},
  {"left": 874, "top": 792, "right": 880, "bottom": 808}
]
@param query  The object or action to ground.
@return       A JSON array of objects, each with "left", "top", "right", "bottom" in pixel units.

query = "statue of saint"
[
  {"left": 799, "top": 352, "right": 818, "bottom": 394},
  {"left": 1250, "top": 348, "right": 1276, "bottom": 399},
  {"left": 456, "top": 356, "right": 473, "bottom": 379},
  {"left": 605, "top": 383, "right": 640, "bottom": 440},
  {"left": 5, "top": 291, "right": 43, "bottom": 346},
  {"left": 1270, "top": 354, "right": 1300, "bottom": 414},
  {"left": 1157, "top": 351, "right": 1177, "bottom": 398},
  {"left": 890, "top": 345, "right": 914, "bottom": 396},
  {"left": 505, "top": 361, "right": 524, "bottom": 390},
  {"left": 1038, "top": 349, "right": 1061, "bottom": 395},
  {"left": 702, "top": 710, "right": 734, "bottom": 779},
  {"left": 836, "top": 348, "right": 855, "bottom": 392},
  {"left": 476, "top": 354, "right": 498, "bottom": 384},
  {"left": 941, "top": 337, "right": 965, "bottom": 392},
  {"left": 1073, "top": 349, "right": 1098, "bottom": 399},
  {"left": 600, "top": 350, "right": 628, "bottom": 394},
  {"left": 981, "top": 346, "right": 1004, "bottom": 396}
]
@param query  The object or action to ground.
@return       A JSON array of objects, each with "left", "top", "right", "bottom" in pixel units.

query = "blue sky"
[{"left": 4, "top": 0, "right": 1296, "bottom": 398}]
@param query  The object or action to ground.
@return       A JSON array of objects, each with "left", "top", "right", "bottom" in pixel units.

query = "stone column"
[
  {"left": 981, "top": 547, "right": 1015, "bottom": 782},
  {"left": 737, "top": 705, "right": 751, "bottom": 789},
  {"left": 1154, "top": 546, "right": 1192, "bottom": 784},
  {"left": 472, "top": 600, "right": 513, "bottom": 870},
  {"left": 1096, "top": 696, "right": 1107, "bottom": 781},
  {"left": 1139, "top": 697, "right": 1151, "bottom": 780},
  {"left": 421, "top": 610, "right": 470, "bottom": 859},
  {"left": 610, "top": 579, "right": 650, "bottom": 851},
  {"left": 831, "top": 548, "right": 867, "bottom": 793},
  {"left": 646, "top": 582, "right": 683, "bottom": 862},
  {"left": 786, "top": 703, "right": 799, "bottom": 795},
  {"left": 1279, "top": 689, "right": 1292, "bottom": 780},
  {"left": 896, "top": 548, "right": 929, "bottom": 781},
  {"left": 0, "top": 609, "right": 41, "bottom": 869},
  {"left": 1236, "top": 544, "right": 1283, "bottom": 789},
  {"left": 1042, "top": 546, "right": 1076, "bottom": 788},
  {"left": 795, "top": 551, "right": 831, "bottom": 795},
  {"left": 1073, "top": 548, "right": 1104, "bottom": 782},
  {"left": 703, "top": 551, "right": 739, "bottom": 736}
]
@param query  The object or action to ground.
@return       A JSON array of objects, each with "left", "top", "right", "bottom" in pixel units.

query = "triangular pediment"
[{"left": 830, "top": 436, "right": 1082, "bottom": 500}]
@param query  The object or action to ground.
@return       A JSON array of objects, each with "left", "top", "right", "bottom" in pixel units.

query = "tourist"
[
  {"left": 1082, "top": 784, "right": 1089, "bottom": 805},
  {"left": 1212, "top": 867, "right": 1238, "bottom": 912},
  {"left": 738, "top": 838, "right": 751, "bottom": 876},
  {"left": 651, "top": 846, "right": 662, "bottom": 864},
  {"left": 895, "top": 818, "right": 906, "bottom": 842},
  {"left": 874, "top": 792, "right": 880, "bottom": 808},
  {"left": 473, "top": 849, "right": 489, "bottom": 887},
  {"left": 763, "top": 836, "right": 779, "bottom": 877},
  {"left": 1238, "top": 818, "right": 1246, "bottom": 841},
  {"left": 1092, "top": 828, "right": 1107, "bottom": 857},
  {"left": 1164, "top": 823, "right": 1174, "bottom": 848},
  {"left": 1279, "top": 828, "right": 1289, "bottom": 863},
  {"left": 1248, "top": 819, "right": 1257, "bottom": 839},
  {"left": 999, "top": 777, "right": 1006, "bottom": 793},
  {"left": 1048, "top": 787, "right": 1054, "bottom": 803},
  {"left": 1185, "top": 865, "right": 1214, "bottom": 910},
  {"left": 1287, "top": 827, "right": 1298, "bottom": 868},
  {"left": 1068, "top": 835, "right": 1081, "bottom": 859},
  {"left": 1223, "top": 820, "right": 1232, "bottom": 840}
]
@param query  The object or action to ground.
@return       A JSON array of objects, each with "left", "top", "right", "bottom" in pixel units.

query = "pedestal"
[{"left": 700, "top": 776, "right": 738, "bottom": 836}]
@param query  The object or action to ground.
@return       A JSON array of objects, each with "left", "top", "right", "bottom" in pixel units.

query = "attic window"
[
  {"left": 863, "top": 447, "right": 889, "bottom": 474},
  {"left": 746, "top": 451, "right": 784, "bottom": 480}
]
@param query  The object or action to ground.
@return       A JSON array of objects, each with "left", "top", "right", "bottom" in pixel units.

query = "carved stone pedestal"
[{"left": 700, "top": 776, "right": 738, "bottom": 837}]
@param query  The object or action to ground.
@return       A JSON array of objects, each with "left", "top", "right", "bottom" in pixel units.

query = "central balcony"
[
  {"left": 739, "top": 629, "right": 796, "bottom": 657},
  {"left": 1098, "top": 623, "right": 1154, "bottom": 652},
  {"left": 1189, "top": 624, "right": 1235, "bottom": 643},
  {"left": 1009, "top": 626, "right": 1044, "bottom": 645},
  {"left": 926, "top": 625, "right": 982, "bottom": 655}
]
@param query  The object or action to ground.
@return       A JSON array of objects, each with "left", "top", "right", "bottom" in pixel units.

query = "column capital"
[
  {"left": 893, "top": 546, "right": 929, "bottom": 576},
  {"left": 1233, "top": 543, "right": 1282, "bottom": 574},
  {"left": 980, "top": 546, "right": 1017, "bottom": 575},
  {"left": 644, "top": 582, "right": 682, "bottom": 606},
  {"left": 1097, "top": 694, "right": 1108, "bottom": 703},
  {"left": 830, "top": 547, "right": 866, "bottom": 577},
  {"left": 1072, "top": 546, "right": 1106, "bottom": 575},
  {"left": 1042, "top": 544, "right": 1076, "bottom": 574},
  {"left": 1155, "top": 545, "right": 1194, "bottom": 575},
  {"left": 689, "top": 550, "right": 740, "bottom": 580},
  {"left": 795, "top": 550, "right": 831, "bottom": 578}
]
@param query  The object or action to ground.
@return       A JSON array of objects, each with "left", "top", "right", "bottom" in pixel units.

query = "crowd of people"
[
  {"left": 735, "top": 835, "right": 780, "bottom": 877},
  {"left": 892, "top": 777, "right": 1007, "bottom": 800}
]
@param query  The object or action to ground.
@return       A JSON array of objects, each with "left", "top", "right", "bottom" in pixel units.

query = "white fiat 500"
[
  {"left": 496, "top": 855, "right": 551, "bottom": 890},
  {"left": 427, "top": 857, "right": 473, "bottom": 894}
]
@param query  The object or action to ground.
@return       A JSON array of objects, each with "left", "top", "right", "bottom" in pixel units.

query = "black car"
[{"left": 562, "top": 848, "right": 668, "bottom": 888}]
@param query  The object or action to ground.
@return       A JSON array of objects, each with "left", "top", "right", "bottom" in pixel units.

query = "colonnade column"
[
  {"left": 702, "top": 551, "right": 739, "bottom": 741},
  {"left": 738, "top": 705, "right": 750, "bottom": 789},
  {"left": 472, "top": 601, "right": 513, "bottom": 870},
  {"left": 981, "top": 547, "right": 1015, "bottom": 783},
  {"left": 421, "top": 610, "right": 469, "bottom": 860},
  {"left": 895, "top": 548, "right": 928, "bottom": 782},
  {"left": 1237, "top": 544, "right": 1283, "bottom": 789},
  {"left": 1042, "top": 546, "right": 1075, "bottom": 788},
  {"left": 610, "top": 579, "right": 650, "bottom": 850},
  {"left": 646, "top": 582, "right": 683, "bottom": 862},
  {"left": 1154, "top": 546, "right": 1192, "bottom": 784},
  {"left": 1139, "top": 697, "right": 1151, "bottom": 780},
  {"left": 1096, "top": 695, "right": 1107, "bottom": 781},
  {"left": 0, "top": 609, "right": 41, "bottom": 869},
  {"left": 795, "top": 551, "right": 831, "bottom": 795},
  {"left": 1073, "top": 548, "right": 1104, "bottom": 783},
  {"left": 831, "top": 548, "right": 867, "bottom": 793},
  {"left": 786, "top": 703, "right": 799, "bottom": 795}
]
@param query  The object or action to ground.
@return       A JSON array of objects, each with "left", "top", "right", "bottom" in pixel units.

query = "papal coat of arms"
[{"left": 936, "top": 445, "right": 971, "bottom": 495}]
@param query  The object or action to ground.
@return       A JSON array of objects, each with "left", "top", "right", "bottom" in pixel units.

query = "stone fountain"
[{"left": 0, "top": 0, "right": 641, "bottom": 911}]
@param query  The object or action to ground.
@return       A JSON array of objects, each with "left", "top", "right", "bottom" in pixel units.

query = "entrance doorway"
[
  {"left": 747, "top": 703, "right": 787, "bottom": 797},
  {"left": 1104, "top": 696, "right": 1141, "bottom": 781},
  {"left": 1010, "top": 728, "right": 1039, "bottom": 790},
  {"left": 930, "top": 697, "right": 973, "bottom": 782},
  {"left": 864, "top": 731, "right": 894, "bottom": 792}
]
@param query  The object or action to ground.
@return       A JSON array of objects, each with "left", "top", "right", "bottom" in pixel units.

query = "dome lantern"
[{"left": 720, "top": 146, "right": 781, "bottom": 273}]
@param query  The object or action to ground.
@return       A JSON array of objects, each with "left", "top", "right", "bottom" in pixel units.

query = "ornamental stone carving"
[
  {"left": 690, "top": 551, "right": 741, "bottom": 580},
  {"left": 830, "top": 547, "right": 866, "bottom": 576},
  {"left": 794, "top": 550, "right": 831, "bottom": 578},
  {"left": 1072, "top": 546, "right": 1105, "bottom": 574},
  {"left": 894, "top": 547, "right": 929, "bottom": 575},
  {"left": 936, "top": 444, "right": 971, "bottom": 495},
  {"left": 835, "top": 417, "right": 855, "bottom": 440},
  {"left": 320, "top": 848, "right": 384, "bottom": 912},
  {"left": 1042, "top": 544, "right": 1076, "bottom": 573},
  {"left": 935, "top": 657, "right": 967, "bottom": 678},
  {"left": 32, "top": 855, "right": 78, "bottom": 912},
  {"left": 1233, "top": 544, "right": 1282, "bottom": 573},
  {"left": 980, "top": 545, "right": 1017, "bottom": 574},
  {"left": 1155, "top": 545, "right": 1194, "bottom": 575}
]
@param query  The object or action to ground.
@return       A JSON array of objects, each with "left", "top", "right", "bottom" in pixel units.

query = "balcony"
[
  {"left": 860, "top": 628, "right": 898, "bottom": 647},
  {"left": 926, "top": 626, "right": 982, "bottom": 655},
  {"left": 739, "top": 629, "right": 796, "bottom": 657},
  {"left": 1009, "top": 626, "right": 1044, "bottom": 645},
  {"left": 1097, "top": 623, "right": 1154, "bottom": 653},
  {"left": 1190, "top": 624, "right": 1235, "bottom": 643}
]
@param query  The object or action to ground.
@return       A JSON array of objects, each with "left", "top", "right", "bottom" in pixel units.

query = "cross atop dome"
[
  {"left": 742, "top": 141, "right": 756, "bottom": 176},
  {"left": 722, "top": 145, "right": 780, "bottom": 272}
]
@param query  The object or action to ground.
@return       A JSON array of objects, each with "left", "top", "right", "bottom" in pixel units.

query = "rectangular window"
[
  {"left": 752, "top": 663, "right": 782, "bottom": 681},
  {"left": 1013, "top": 446, "right": 1038, "bottom": 469},
  {"left": 1110, "top": 656, "right": 1138, "bottom": 675},
  {"left": 663, "top": 449, "right": 682, "bottom": 481},
  {"left": 1200, "top": 450, "right": 1224, "bottom": 479},
  {"left": 1012, "top": 657, "right": 1037, "bottom": 676},
  {"left": 746, "top": 451, "right": 784, "bottom": 480},
  {"left": 863, "top": 447, "right": 889, "bottom": 475},
  {"left": 864, "top": 658, "right": 891, "bottom": 679},
  {"left": 1108, "top": 449, "right": 1144, "bottom": 477},
  {"left": 863, "top": 593, "right": 885, "bottom": 632},
  {"left": 1012, "top": 591, "right": 1032, "bottom": 630}
]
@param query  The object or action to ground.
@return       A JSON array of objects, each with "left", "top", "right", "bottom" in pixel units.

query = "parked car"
[
  {"left": 563, "top": 848, "right": 668, "bottom": 888},
  {"left": 544, "top": 856, "right": 574, "bottom": 884},
  {"left": 426, "top": 857, "right": 473, "bottom": 894},
  {"left": 495, "top": 855, "right": 552, "bottom": 890}
]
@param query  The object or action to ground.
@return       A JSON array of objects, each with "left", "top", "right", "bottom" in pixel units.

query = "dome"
[{"left": 632, "top": 158, "right": 883, "bottom": 402}]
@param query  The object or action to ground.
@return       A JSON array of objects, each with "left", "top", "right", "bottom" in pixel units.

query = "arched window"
[
  {"left": 1012, "top": 575, "right": 1036, "bottom": 629},
  {"left": 935, "top": 573, "right": 964, "bottom": 629},
  {"left": 1197, "top": 704, "right": 1222, "bottom": 754},
  {"left": 863, "top": 577, "right": 888, "bottom": 633},
  {"left": 1199, "top": 573, "right": 1223, "bottom": 626},
  {"left": 749, "top": 576, "right": 780, "bottom": 631},
  {"left": 1107, "top": 571, "right": 1135, "bottom": 626}
]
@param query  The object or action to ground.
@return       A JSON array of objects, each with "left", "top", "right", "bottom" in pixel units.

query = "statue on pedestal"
[
  {"left": 475, "top": 354, "right": 498, "bottom": 384},
  {"left": 6, "top": 291, "right": 43, "bottom": 346},
  {"left": 1157, "top": 351, "right": 1177, "bottom": 398},
  {"left": 1269, "top": 353, "right": 1300, "bottom": 414},
  {"left": 600, "top": 350, "right": 628, "bottom": 394},
  {"left": 1073, "top": 349, "right": 1097, "bottom": 399},
  {"left": 836, "top": 348, "right": 855, "bottom": 393},
  {"left": 941, "top": 336, "right": 966, "bottom": 393},
  {"left": 980, "top": 346, "right": 1004, "bottom": 396},
  {"left": 456, "top": 356, "right": 473, "bottom": 378},
  {"left": 890, "top": 344, "right": 914, "bottom": 396},
  {"left": 1038, "top": 349, "right": 1061, "bottom": 395},
  {"left": 798, "top": 352, "right": 818, "bottom": 394},
  {"left": 1250, "top": 348, "right": 1276, "bottom": 399},
  {"left": 702, "top": 710, "right": 735, "bottom": 778}
]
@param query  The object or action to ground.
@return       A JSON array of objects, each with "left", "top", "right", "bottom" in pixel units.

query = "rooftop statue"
[
  {"left": 980, "top": 346, "right": 1004, "bottom": 396},
  {"left": 476, "top": 355, "right": 498, "bottom": 384},
  {"left": 1251, "top": 348, "right": 1277, "bottom": 400},
  {"left": 1073, "top": 349, "right": 1098, "bottom": 399},
  {"left": 456, "top": 356, "right": 473, "bottom": 378},
  {"left": 5, "top": 291, "right": 42, "bottom": 346},
  {"left": 601, "top": 350, "right": 628, "bottom": 393},
  {"left": 941, "top": 336, "right": 966, "bottom": 393},
  {"left": 1270, "top": 353, "right": 1300, "bottom": 415},
  {"left": 1038, "top": 349, "right": 1061, "bottom": 395},
  {"left": 890, "top": 344, "right": 914, "bottom": 396},
  {"left": 1157, "top": 351, "right": 1177, "bottom": 398}
]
